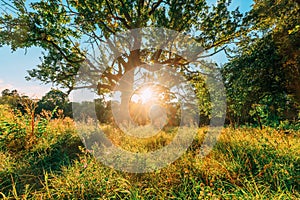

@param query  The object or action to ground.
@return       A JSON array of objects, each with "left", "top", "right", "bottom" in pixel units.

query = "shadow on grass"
[{"left": 0, "top": 133, "right": 84, "bottom": 196}]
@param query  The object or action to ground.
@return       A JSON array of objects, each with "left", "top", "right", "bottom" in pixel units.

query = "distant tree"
[
  {"left": 95, "top": 98, "right": 112, "bottom": 123},
  {"left": 0, "top": 89, "right": 30, "bottom": 112},
  {"left": 72, "top": 99, "right": 111, "bottom": 123},
  {"left": 37, "top": 89, "right": 72, "bottom": 117},
  {"left": 1, "top": 89, "right": 11, "bottom": 97}
]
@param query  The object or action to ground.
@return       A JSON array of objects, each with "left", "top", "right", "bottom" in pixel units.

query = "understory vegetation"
[{"left": 0, "top": 104, "right": 299, "bottom": 199}]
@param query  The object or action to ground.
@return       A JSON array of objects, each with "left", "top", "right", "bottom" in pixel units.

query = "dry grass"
[{"left": 0, "top": 105, "right": 299, "bottom": 199}]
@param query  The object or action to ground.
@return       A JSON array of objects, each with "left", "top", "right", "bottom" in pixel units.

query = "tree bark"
[{"left": 117, "top": 69, "right": 135, "bottom": 125}]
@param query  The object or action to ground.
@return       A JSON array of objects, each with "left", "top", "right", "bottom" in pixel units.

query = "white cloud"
[
  {"left": 16, "top": 84, "right": 52, "bottom": 99},
  {"left": 0, "top": 80, "right": 51, "bottom": 99}
]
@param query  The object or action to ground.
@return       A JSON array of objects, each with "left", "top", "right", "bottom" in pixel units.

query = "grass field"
[{"left": 0, "top": 104, "right": 299, "bottom": 199}]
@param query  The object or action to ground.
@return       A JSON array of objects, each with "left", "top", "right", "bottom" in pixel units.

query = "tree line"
[{"left": 0, "top": 88, "right": 112, "bottom": 123}]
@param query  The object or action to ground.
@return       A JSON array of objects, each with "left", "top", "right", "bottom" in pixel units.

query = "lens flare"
[
  {"left": 140, "top": 87, "right": 153, "bottom": 104},
  {"left": 131, "top": 86, "right": 155, "bottom": 104}
]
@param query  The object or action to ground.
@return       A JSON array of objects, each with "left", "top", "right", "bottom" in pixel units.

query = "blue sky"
[{"left": 0, "top": 0, "right": 253, "bottom": 99}]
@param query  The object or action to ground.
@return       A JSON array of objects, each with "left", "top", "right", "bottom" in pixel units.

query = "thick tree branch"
[
  {"left": 119, "top": 0, "right": 133, "bottom": 23},
  {"left": 105, "top": 0, "right": 131, "bottom": 29},
  {"left": 149, "top": 0, "right": 163, "bottom": 15}
]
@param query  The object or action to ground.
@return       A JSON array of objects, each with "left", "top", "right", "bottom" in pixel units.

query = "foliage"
[
  {"left": 72, "top": 99, "right": 111, "bottom": 123},
  {"left": 0, "top": 89, "right": 33, "bottom": 114},
  {"left": 222, "top": 36, "right": 293, "bottom": 127},
  {"left": 0, "top": 104, "right": 27, "bottom": 151},
  {"left": 36, "top": 88, "right": 72, "bottom": 118},
  {"left": 246, "top": 0, "right": 300, "bottom": 104},
  {"left": 222, "top": 0, "right": 300, "bottom": 127},
  {"left": 95, "top": 98, "right": 112, "bottom": 123},
  {"left": 0, "top": 88, "right": 74, "bottom": 120}
]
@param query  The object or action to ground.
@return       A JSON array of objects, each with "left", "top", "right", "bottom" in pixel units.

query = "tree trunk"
[
  {"left": 257, "top": 114, "right": 263, "bottom": 130},
  {"left": 117, "top": 69, "right": 135, "bottom": 126}
]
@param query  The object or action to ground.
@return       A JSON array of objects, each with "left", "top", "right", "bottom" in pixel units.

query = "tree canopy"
[
  {"left": 36, "top": 88, "right": 72, "bottom": 117},
  {"left": 0, "top": 0, "right": 243, "bottom": 92}
]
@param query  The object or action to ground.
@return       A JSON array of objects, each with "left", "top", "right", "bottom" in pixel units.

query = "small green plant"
[{"left": 0, "top": 105, "right": 27, "bottom": 151}]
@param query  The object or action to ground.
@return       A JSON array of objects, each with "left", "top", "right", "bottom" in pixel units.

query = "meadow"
[{"left": 0, "top": 104, "right": 299, "bottom": 199}]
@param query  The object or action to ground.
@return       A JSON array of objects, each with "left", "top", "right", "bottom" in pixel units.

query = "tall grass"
[{"left": 0, "top": 104, "right": 299, "bottom": 199}]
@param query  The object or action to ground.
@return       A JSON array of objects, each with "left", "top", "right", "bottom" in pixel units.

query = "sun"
[
  {"left": 140, "top": 88, "right": 153, "bottom": 104},
  {"left": 131, "top": 86, "right": 155, "bottom": 104}
]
